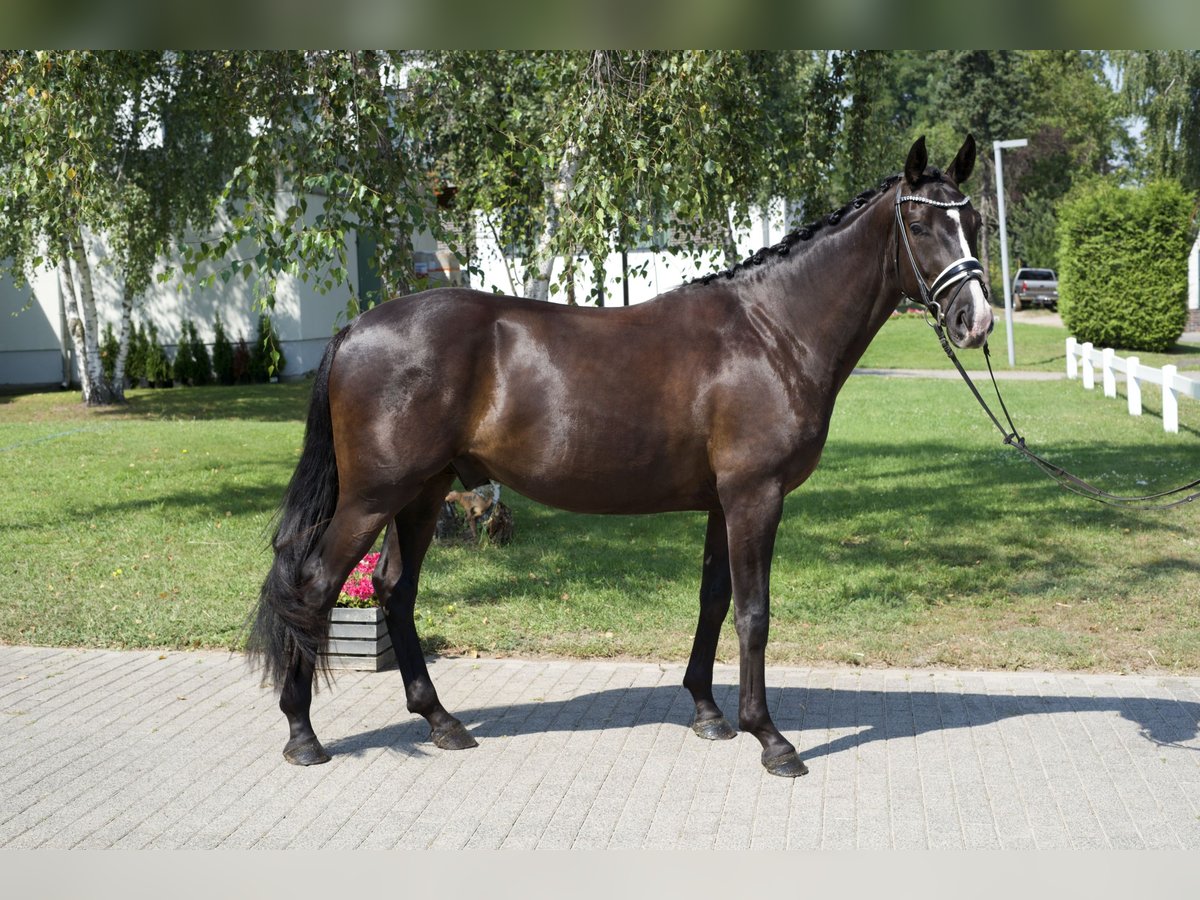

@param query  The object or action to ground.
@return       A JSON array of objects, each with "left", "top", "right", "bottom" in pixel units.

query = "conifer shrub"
[
  {"left": 172, "top": 321, "right": 197, "bottom": 385},
  {"left": 146, "top": 323, "right": 172, "bottom": 387},
  {"left": 1057, "top": 178, "right": 1193, "bottom": 352},
  {"left": 232, "top": 335, "right": 251, "bottom": 384},
  {"left": 248, "top": 314, "right": 286, "bottom": 382},
  {"left": 212, "top": 313, "right": 235, "bottom": 385},
  {"left": 187, "top": 320, "right": 212, "bottom": 386},
  {"left": 100, "top": 322, "right": 119, "bottom": 387}
]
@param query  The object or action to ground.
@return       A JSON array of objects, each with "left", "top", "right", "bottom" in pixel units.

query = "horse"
[{"left": 249, "top": 134, "right": 994, "bottom": 778}]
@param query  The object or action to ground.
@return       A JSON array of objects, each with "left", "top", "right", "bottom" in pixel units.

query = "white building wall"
[
  {"left": 0, "top": 267, "right": 67, "bottom": 386},
  {"left": 0, "top": 194, "right": 355, "bottom": 387},
  {"left": 467, "top": 202, "right": 788, "bottom": 304}
]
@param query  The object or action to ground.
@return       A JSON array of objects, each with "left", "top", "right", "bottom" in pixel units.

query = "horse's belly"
[{"left": 461, "top": 440, "right": 718, "bottom": 515}]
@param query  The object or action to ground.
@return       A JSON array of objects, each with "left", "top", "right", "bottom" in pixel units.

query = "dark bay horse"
[{"left": 250, "top": 135, "right": 994, "bottom": 777}]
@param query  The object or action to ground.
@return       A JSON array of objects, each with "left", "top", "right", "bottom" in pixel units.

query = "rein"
[{"left": 894, "top": 186, "right": 1200, "bottom": 511}]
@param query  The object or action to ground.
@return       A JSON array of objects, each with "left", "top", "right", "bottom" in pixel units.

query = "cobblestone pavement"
[{"left": 2, "top": 645, "right": 1198, "bottom": 850}]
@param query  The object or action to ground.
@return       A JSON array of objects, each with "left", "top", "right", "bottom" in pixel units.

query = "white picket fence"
[{"left": 1065, "top": 337, "right": 1200, "bottom": 433}]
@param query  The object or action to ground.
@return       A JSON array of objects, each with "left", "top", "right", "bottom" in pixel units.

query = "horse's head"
[{"left": 896, "top": 134, "right": 994, "bottom": 349}]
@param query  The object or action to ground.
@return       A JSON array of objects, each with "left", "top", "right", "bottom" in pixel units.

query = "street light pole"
[{"left": 994, "top": 138, "right": 1028, "bottom": 366}]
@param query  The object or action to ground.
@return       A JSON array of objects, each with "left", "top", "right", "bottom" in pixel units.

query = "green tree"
[
  {"left": 188, "top": 51, "right": 434, "bottom": 314},
  {"left": 828, "top": 51, "right": 913, "bottom": 200},
  {"left": 1001, "top": 51, "right": 1125, "bottom": 269},
  {"left": 248, "top": 314, "right": 285, "bottom": 382},
  {"left": 172, "top": 321, "right": 197, "bottom": 386},
  {"left": 125, "top": 321, "right": 148, "bottom": 387},
  {"left": 900, "top": 51, "right": 1127, "bottom": 279},
  {"left": 413, "top": 51, "right": 826, "bottom": 299},
  {"left": 145, "top": 322, "right": 170, "bottom": 387},
  {"left": 1021, "top": 51, "right": 1127, "bottom": 188},
  {"left": 0, "top": 51, "right": 249, "bottom": 405},
  {"left": 1057, "top": 178, "right": 1193, "bottom": 351},
  {"left": 1114, "top": 51, "right": 1200, "bottom": 191},
  {"left": 99, "top": 321, "right": 119, "bottom": 387},
  {"left": 211, "top": 312, "right": 234, "bottom": 385},
  {"left": 917, "top": 51, "right": 1035, "bottom": 283}
]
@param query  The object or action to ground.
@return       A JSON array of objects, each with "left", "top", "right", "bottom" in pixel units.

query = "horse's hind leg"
[
  {"left": 280, "top": 502, "right": 392, "bottom": 765},
  {"left": 682, "top": 510, "right": 737, "bottom": 741},
  {"left": 373, "top": 473, "right": 477, "bottom": 751}
]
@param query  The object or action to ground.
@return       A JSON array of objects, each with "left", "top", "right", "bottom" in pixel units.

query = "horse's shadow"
[{"left": 324, "top": 680, "right": 1200, "bottom": 761}]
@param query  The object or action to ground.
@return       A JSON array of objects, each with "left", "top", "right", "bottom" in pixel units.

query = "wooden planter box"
[{"left": 322, "top": 607, "right": 395, "bottom": 671}]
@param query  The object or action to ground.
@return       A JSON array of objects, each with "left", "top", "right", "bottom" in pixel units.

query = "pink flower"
[{"left": 338, "top": 552, "right": 381, "bottom": 607}]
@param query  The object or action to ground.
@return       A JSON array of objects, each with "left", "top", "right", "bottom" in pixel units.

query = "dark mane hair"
[{"left": 694, "top": 174, "right": 904, "bottom": 285}]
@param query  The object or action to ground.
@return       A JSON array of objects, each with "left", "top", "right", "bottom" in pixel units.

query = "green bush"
[
  {"left": 232, "top": 334, "right": 251, "bottom": 384},
  {"left": 187, "top": 320, "right": 212, "bottom": 386},
  {"left": 248, "top": 314, "right": 286, "bottom": 382},
  {"left": 146, "top": 323, "right": 171, "bottom": 387},
  {"left": 172, "top": 321, "right": 196, "bottom": 385},
  {"left": 99, "top": 322, "right": 119, "bottom": 386},
  {"left": 211, "top": 313, "right": 234, "bottom": 385},
  {"left": 126, "top": 322, "right": 148, "bottom": 386},
  {"left": 1057, "top": 178, "right": 1194, "bottom": 352},
  {"left": 171, "top": 320, "right": 213, "bottom": 386}
]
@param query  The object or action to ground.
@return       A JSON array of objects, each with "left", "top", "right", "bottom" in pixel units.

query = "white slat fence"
[{"left": 1066, "top": 337, "right": 1199, "bottom": 433}]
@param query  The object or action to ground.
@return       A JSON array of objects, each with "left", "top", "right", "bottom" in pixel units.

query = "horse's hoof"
[
  {"left": 762, "top": 749, "right": 808, "bottom": 778},
  {"left": 283, "top": 736, "right": 331, "bottom": 766},
  {"left": 431, "top": 721, "right": 478, "bottom": 750},
  {"left": 691, "top": 716, "right": 737, "bottom": 741}
]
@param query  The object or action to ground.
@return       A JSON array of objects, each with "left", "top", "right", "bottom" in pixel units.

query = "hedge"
[{"left": 1057, "top": 178, "right": 1194, "bottom": 352}]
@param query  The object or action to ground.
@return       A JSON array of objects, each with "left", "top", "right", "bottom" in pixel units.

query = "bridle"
[
  {"left": 893, "top": 183, "right": 1200, "bottom": 510},
  {"left": 893, "top": 184, "right": 988, "bottom": 329}
]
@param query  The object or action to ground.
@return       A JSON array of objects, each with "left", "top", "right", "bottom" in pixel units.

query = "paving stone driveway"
[{"left": 2, "top": 645, "right": 1198, "bottom": 849}]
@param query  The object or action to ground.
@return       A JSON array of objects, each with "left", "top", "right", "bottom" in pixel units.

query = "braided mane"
[{"left": 694, "top": 173, "right": 906, "bottom": 285}]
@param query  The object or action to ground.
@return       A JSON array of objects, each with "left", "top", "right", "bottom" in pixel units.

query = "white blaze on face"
[{"left": 946, "top": 208, "right": 992, "bottom": 336}]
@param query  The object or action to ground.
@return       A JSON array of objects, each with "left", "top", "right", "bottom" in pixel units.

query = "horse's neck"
[{"left": 750, "top": 201, "right": 898, "bottom": 390}]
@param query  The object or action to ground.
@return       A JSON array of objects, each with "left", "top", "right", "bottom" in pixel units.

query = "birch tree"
[
  {"left": 0, "top": 51, "right": 246, "bottom": 405},
  {"left": 1114, "top": 50, "right": 1200, "bottom": 192},
  {"left": 413, "top": 51, "right": 817, "bottom": 301},
  {"left": 183, "top": 51, "right": 436, "bottom": 319},
  {"left": 1, "top": 51, "right": 435, "bottom": 402}
]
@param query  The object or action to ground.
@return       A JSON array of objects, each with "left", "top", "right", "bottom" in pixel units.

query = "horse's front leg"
[{"left": 722, "top": 481, "right": 808, "bottom": 777}]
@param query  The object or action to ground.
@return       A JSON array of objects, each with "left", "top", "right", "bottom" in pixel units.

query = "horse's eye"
[{"left": 909, "top": 222, "right": 927, "bottom": 236}]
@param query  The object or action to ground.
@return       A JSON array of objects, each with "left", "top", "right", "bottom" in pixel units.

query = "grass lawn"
[
  {"left": 2, "top": 316, "right": 1198, "bottom": 672},
  {"left": 859, "top": 313, "right": 1200, "bottom": 373}
]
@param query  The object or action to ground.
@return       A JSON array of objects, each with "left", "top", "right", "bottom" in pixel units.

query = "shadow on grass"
[
  {"left": 323, "top": 680, "right": 1200, "bottom": 760},
  {"left": 408, "top": 436, "right": 1200, "bottom": 618},
  {"left": 90, "top": 381, "right": 313, "bottom": 422},
  {"left": 1, "top": 455, "right": 296, "bottom": 534}
]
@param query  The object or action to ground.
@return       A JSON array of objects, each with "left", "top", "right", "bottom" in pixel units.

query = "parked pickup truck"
[{"left": 1011, "top": 267, "right": 1058, "bottom": 310}]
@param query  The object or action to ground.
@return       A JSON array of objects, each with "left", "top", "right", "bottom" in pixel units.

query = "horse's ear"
[
  {"left": 947, "top": 134, "right": 976, "bottom": 186},
  {"left": 904, "top": 136, "right": 928, "bottom": 185}
]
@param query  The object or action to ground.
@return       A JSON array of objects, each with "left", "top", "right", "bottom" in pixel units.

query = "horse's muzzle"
[{"left": 945, "top": 286, "right": 993, "bottom": 349}]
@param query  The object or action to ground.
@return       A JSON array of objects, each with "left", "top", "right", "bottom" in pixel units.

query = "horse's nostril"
[{"left": 955, "top": 306, "right": 971, "bottom": 333}]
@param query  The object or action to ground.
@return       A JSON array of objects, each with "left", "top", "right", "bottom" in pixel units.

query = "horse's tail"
[{"left": 247, "top": 326, "right": 352, "bottom": 689}]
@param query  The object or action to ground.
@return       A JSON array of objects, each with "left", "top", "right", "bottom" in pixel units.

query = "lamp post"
[{"left": 994, "top": 138, "right": 1027, "bottom": 367}]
